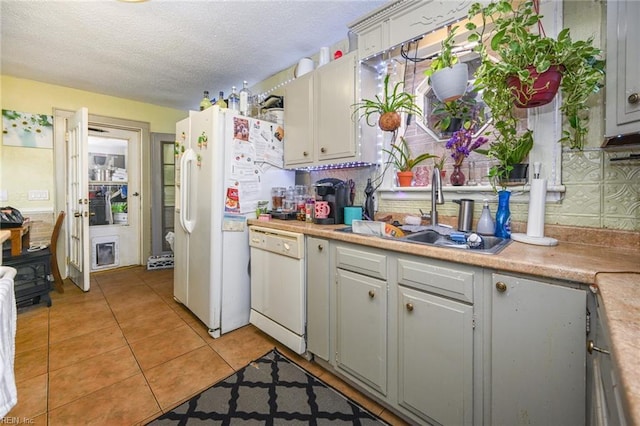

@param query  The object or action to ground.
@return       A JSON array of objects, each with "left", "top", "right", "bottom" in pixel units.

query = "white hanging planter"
[{"left": 430, "top": 62, "right": 469, "bottom": 103}]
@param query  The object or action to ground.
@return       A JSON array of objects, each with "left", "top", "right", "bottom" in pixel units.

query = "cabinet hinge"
[
  {"left": 64, "top": 131, "right": 69, "bottom": 143},
  {"left": 586, "top": 308, "right": 591, "bottom": 335},
  {"left": 472, "top": 315, "right": 476, "bottom": 330}
]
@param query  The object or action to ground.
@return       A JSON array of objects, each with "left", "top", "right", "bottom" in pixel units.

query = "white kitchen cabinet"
[
  {"left": 587, "top": 291, "right": 630, "bottom": 426},
  {"left": 283, "top": 72, "right": 314, "bottom": 166},
  {"left": 396, "top": 255, "right": 476, "bottom": 425},
  {"left": 334, "top": 244, "right": 388, "bottom": 396},
  {"left": 350, "top": 1, "right": 477, "bottom": 60},
  {"left": 357, "top": 22, "right": 387, "bottom": 60},
  {"left": 491, "top": 273, "right": 586, "bottom": 425},
  {"left": 398, "top": 286, "right": 473, "bottom": 425},
  {"left": 283, "top": 51, "right": 377, "bottom": 168},
  {"left": 605, "top": 0, "right": 640, "bottom": 140},
  {"left": 315, "top": 52, "right": 358, "bottom": 163},
  {"left": 306, "top": 236, "right": 331, "bottom": 361},
  {"left": 336, "top": 268, "right": 388, "bottom": 396}
]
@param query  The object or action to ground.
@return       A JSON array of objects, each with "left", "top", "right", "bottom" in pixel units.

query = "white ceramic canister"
[
  {"left": 319, "top": 47, "right": 330, "bottom": 66},
  {"left": 295, "top": 57, "right": 315, "bottom": 77}
]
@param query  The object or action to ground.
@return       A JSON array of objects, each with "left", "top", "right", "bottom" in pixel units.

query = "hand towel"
[{"left": 0, "top": 268, "right": 18, "bottom": 418}]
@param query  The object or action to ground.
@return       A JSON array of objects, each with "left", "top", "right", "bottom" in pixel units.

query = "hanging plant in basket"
[
  {"left": 424, "top": 26, "right": 469, "bottom": 103},
  {"left": 351, "top": 74, "right": 422, "bottom": 132},
  {"left": 466, "top": 0, "right": 605, "bottom": 149},
  {"left": 507, "top": 64, "right": 564, "bottom": 108}
]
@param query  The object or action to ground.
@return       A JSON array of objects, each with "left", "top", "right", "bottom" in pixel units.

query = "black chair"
[{"left": 3, "top": 211, "right": 65, "bottom": 307}]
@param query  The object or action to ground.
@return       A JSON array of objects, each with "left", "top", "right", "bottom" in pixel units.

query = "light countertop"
[{"left": 247, "top": 218, "right": 640, "bottom": 424}]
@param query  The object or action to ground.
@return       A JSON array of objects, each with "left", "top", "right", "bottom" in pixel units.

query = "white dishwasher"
[{"left": 249, "top": 226, "right": 306, "bottom": 354}]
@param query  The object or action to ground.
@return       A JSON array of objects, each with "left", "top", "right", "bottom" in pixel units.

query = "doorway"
[
  {"left": 150, "top": 132, "right": 176, "bottom": 256},
  {"left": 87, "top": 127, "right": 141, "bottom": 271},
  {"left": 53, "top": 109, "right": 149, "bottom": 290}
]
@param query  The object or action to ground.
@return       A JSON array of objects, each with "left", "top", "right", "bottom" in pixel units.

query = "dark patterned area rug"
[{"left": 148, "top": 348, "right": 388, "bottom": 425}]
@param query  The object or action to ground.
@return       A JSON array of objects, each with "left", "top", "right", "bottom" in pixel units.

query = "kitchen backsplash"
[
  {"left": 555, "top": 148, "right": 640, "bottom": 230},
  {"left": 301, "top": 146, "right": 639, "bottom": 232}
]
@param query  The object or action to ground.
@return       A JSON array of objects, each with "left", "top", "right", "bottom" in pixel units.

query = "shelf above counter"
[{"left": 378, "top": 184, "right": 566, "bottom": 203}]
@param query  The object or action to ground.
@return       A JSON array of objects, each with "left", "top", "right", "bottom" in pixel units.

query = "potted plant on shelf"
[
  {"left": 431, "top": 94, "right": 478, "bottom": 137},
  {"left": 475, "top": 126, "right": 534, "bottom": 190},
  {"left": 352, "top": 74, "right": 422, "bottom": 132},
  {"left": 424, "top": 26, "right": 469, "bottom": 103},
  {"left": 466, "top": 0, "right": 605, "bottom": 149},
  {"left": 383, "top": 137, "right": 437, "bottom": 186}
]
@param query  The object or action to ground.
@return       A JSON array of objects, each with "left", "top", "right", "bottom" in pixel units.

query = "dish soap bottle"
[
  {"left": 494, "top": 190, "right": 511, "bottom": 238},
  {"left": 477, "top": 199, "right": 495, "bottom": 236}
]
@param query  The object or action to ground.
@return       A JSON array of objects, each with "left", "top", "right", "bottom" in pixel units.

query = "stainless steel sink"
[
  {"left": 401, "top": 230, "right": 441, "bottom": 244},
  {"left": 401, "top": 231, "right": 512, "bottom": 254},
  {"left": 334, "top": 226, "right": 512, "bottom": 254}
]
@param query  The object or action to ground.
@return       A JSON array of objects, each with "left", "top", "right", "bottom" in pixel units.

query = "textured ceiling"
[{"left": 1, "top": 0, "right": 387, "bottom": 111}]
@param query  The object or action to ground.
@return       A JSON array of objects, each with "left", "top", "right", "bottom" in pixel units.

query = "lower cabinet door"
[
  {"left": 336, "top": 268, "right": 387, "bottom": 396},
  {"left": 306, "top": 237, "right": 330, "bottom": 361},
  {"left": 398, "top": 285, "right": 474, "bottom": 425},
  {"left": 491, "top": 273, "right": 586, "bottom": 425}
]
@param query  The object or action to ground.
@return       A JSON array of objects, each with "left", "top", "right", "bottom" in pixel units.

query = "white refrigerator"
[{"left": 174, "top": 106, "right": 294, "bottom": 338}]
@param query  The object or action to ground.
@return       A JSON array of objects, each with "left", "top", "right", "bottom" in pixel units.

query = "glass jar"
[{"left": 271, "top": 187, "right": 285, "bottom": 211}]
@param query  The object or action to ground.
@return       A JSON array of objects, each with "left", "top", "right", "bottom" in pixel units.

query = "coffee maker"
[{"left": 313, "top": 178, "right": 350, "bottom": 225}]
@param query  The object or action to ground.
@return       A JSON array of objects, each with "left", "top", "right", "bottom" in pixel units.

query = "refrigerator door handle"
[{"left": 180, "top": 148, "right": 197, "bottom": 234}]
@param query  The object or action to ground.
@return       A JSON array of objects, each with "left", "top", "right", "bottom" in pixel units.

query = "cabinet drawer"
[
  {"left": 336, "top": 245, "right": 387, "bottom": 280},
  {"left": 397, "top": 257, "right": 474, "bottom": 303}
]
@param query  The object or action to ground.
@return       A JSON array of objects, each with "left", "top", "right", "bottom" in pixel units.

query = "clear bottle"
[
  {"left": 216, "top": 91, "right": 227, "bottom": 108},
  {"left": 239, "top": 81, "right": 252, "bottom": 116},
  {"left": 494, "top": 190, "right": 511, "bottom": 238},
  {"left": 228, "top": 86, "right": 240, "bottom": 111},
  {"left": 199, "top": 90, "right": 212, "bottom": 111},
  {"left": 305, "top": 198, "right": 315, "bottom": 223},
  {"left": 476, "top": 199, "right": 495, "bottom": 236}
]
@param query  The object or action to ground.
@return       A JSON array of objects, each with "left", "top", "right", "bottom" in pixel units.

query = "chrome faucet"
[{"left": 423, "top": 166, "right": 445, "bottom": 226}]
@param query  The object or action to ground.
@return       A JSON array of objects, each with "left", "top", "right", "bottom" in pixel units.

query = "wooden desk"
[{"left": 7, "top": 219, "right": 31, "bottom": 257}]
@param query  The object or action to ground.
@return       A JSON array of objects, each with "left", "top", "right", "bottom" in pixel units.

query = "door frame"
[
  {"left": 150, "top": 132, "right": 176, "bottom": 256},
  {"left": 53, "top": 109, "right": 151, "bottom": 279}
]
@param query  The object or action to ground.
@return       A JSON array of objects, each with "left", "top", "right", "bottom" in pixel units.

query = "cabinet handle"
[
  {"left": 368, "top": 290, "right": 375, "bottom": 298},
  {"left": 320, "top": 147, "right": 327, "bottom": 153},
  {"left": 587, "top": 340, "right": 610, "bottom": 355},
  {"left": 74, "top": 212, "right": 81, "bottom": 218},
  {"left": 496, "top": 281, "right": 507, "bottom": 293},
  {"left": 406, "top": 303, "right": 414, "bottom": 312},
  {"left": 629, "top": 93, "right": 639, "bottom": 104},
  {"left": 303, "top": 151, "right": 309, "bottom": 157},
  {"left": 317, "top": 244, "right": 323, "bottom": 251}
]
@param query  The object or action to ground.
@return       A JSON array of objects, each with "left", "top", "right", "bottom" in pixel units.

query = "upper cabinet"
[
  {"left": 283, "top": 51, "right": 378, "bottom": 168},
  {"left": 349, "top": 0, "right": 478, "bottom": 60},
  {"left": 605, "top": 0, "right": 640, "bottom": 141}
]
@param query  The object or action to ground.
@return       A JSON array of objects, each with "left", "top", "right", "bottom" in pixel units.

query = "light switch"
[
  {"left": 28, "top": 190, "right": 49, "bottom": 201},
  {"left": 0, "top": 189, "right": 7, "bottom": 201}
]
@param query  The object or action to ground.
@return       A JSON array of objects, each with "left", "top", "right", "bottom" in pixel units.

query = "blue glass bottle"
[{"left": 495, "top": 190, "right": 511, "bottom": 238}]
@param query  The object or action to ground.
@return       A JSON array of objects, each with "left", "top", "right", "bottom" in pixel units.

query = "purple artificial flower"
[{"left": 446, "top": 129, "right": 488, "bottom": 166}]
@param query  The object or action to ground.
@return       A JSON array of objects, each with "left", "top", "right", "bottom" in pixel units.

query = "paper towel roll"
[{"left": 527, "top": 178, "right": 547, "bottom": 237}]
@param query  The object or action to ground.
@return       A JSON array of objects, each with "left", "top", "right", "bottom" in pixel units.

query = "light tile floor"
[{"left": 7, "top": 266, "right": 409, "bottom": 425}]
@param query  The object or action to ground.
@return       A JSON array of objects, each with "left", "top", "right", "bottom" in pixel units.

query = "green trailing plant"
[
  {"left": 383, "top": 137, "right": 437, "bottom": 172},
  {"left": 475, "top": 129, "right": 534, "bottom": 187},
  {"left": 424, "top": 26, "right": 460, "bottom": 78},
  {"left": 466, "top": 0, "right": 605, "bottom": 150},
  {"left": 352, "top": 74, "right": 422, "bottom": 132},
  {"left": 431, "top": 95, "right": 478, "bottom": 133}
]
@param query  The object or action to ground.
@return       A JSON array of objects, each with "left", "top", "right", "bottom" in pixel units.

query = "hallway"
[{"left": 7, "top": 267, "right": 406, "bottom": 425}]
